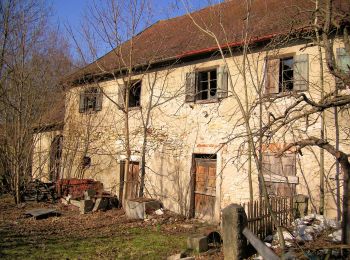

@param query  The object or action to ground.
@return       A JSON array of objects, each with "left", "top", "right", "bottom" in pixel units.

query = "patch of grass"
[{"left": 0, "top": 227, "right": 187, "bottom": 259}]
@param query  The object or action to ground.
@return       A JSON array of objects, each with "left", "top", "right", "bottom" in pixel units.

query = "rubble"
[
  {"left": 328, "top": 229, "right": 342, "bottom": 242},
  {"left": 269, "top": 213, "right": 341, "bottom": 248},
  {"left": 92, "top": 197, "right": 109, "bottom": 212}
]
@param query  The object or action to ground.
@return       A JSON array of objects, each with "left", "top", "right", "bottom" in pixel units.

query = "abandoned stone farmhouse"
[{"left": 32, "top": 0, "right": 350, "bottom": 222}]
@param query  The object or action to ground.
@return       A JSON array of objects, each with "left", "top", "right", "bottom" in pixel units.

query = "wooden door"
[
  {"left": 194, "top": 158, "right": 216, "bottom": 220},
  {"left": 49, "top": 135, "right": 63, "bottom": 182},
  {"left": 125, "top": 161, "right": 140, "bottom": 200}
]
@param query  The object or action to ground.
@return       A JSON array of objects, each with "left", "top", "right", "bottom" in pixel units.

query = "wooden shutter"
[
  {"left": 336, "top": 48, "right": 350, "bottom": 89},
  {"left": 262, "top": 151, "right": 297, "bottom": 197},
  {"left": 79, "top": 92, "right": 85, "bottom": 113},
  {"left": 217, "top": 66, "right": 228, "bottom": 99},
  {"left": 265, "top": 58, "right": 280, "bottom": 95},
  {"left": 336, "top": 48, "right": 350, "bottom": 72},
  {"left": 293, "top": 54, "right": 309, "bottom": 91},
  {"left": 185, "top": 72, "right": 196, "bottom": 102},
  {"left": 118, "top": 85, "right": 125, "bottom": 109},
  {"left": 95, "top": 88, "right": 103, "bottom": 111}
]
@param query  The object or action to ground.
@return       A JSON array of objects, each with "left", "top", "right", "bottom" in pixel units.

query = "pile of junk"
[{"left": 23, "top": 178, "right": 119, "bottom": 214}]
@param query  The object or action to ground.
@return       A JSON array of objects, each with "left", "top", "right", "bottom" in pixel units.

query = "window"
[
  {"left": 197, "top": 69, "right": 217, "bottom": 100},
  {"left": 118, "top": 81, "right": 141, "bottom": 108},
  {"left": 81, "top": 156, "right": 91, "bottom": 168},
  {"left": 79, "top": 87, "right": 102, "bottom": 113},
  {"left": 261, "top": 151, "right": 298, "bottom": 197},
  {"left": 279, "top": 57, "right": 294, "bottom": 92},
  {"left": 185, "top": 66, "right": 228, "bottom": 102},
  {"left": 265, "top": 54, "right": 309, "bottom": 95},
  {"left": 128, "top": 81, "right": 141, "bottom": 107}
]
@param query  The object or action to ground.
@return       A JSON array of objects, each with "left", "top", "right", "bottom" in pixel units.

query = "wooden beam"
[{"left": 242, "top": 227, "right": 279, "bottom": 260}]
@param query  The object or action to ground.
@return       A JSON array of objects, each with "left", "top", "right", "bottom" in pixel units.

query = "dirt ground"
[{"left": 0, "top": 195, "right": 223, "bottom": 259}]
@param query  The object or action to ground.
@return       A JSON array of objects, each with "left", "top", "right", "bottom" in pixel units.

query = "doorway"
[
  {"left": 191, "top": 154, "right": 217, "bottom": 220},
  {"left": 120, "top": 160, "right": 140, "bottom": 202},
  {"left": 49, "top": 135, "right": 63, "bottom": 182}
]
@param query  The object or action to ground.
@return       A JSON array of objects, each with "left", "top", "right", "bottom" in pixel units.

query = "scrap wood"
[{"left": 24, "top": 208, "right": 60, "bottom": 219}]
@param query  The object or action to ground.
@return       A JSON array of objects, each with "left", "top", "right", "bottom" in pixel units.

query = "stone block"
[
  {"left": 222, "top": 204, "right": 247, "bottom": 260},
  {"left": 167, "top": 253, "right": 182, "bottom": 260},
  {"left": 79, "top": 199, "right": 94, "bottom": 214},
  {"left": 84, "top": 189, "right": 96, "bottom": 200},
  {"left": 70, "top": 199, "right": 81, "bottom": 208},
  {"left": 125, "top": 199, "right": 162, "bottom": 219},
  {"left": 92, "top": 198, "right": 109, "bottom": 212},
  {"left": 187, "top": 235, "right": 208, "bottom": 253}
]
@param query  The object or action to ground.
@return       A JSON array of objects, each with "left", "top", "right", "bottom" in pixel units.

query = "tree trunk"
[{"left": 341, "top": 161, "right": 350, "bottom": 244}]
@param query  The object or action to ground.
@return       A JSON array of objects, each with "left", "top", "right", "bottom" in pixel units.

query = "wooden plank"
[{"left": 243, "top": 227, "right": 279, "bottom": 260}]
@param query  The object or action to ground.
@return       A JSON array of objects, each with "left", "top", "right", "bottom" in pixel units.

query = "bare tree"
[{"left": 0, "top": 0, "right": 73, "bottom": 203}]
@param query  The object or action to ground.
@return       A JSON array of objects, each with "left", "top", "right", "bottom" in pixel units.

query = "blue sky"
[{"left": 49, "top": 0, "right": 216, "bottom": 61}]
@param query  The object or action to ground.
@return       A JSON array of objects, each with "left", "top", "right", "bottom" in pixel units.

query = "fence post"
[{"left": 222, "top": 204, "right": 248, "bottom": 260}]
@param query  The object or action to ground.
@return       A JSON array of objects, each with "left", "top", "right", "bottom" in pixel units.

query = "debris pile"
[
  {"left": 56, "top": 178, "right": 103, "bottom": 199},
  {"left": 23, "top": 179, "right": 56, "bottom": 202},
  {"left": 266, "top": 214, "right": 341, "bottom": 247},
  {"left": 61, "top": 189, "right": 119, "bottom": 214}
]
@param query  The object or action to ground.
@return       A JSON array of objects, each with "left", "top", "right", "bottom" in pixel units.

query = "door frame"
[{"left": 189, "top": 153, "right": 217, "bottom": 219}]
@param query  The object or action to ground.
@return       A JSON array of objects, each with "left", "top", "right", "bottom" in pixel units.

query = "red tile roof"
[{"left": 67, "top": 0, "right": 350, "bottom": 83}]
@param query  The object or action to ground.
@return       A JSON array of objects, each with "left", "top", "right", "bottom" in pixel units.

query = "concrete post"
[
  {"left": 222, "top": 204, "right": 248, "bottom": 260},
  {"left": 293, "top": 194, "right": 309, "bottom": 218}
]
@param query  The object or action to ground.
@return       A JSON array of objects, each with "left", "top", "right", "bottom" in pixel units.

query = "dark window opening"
[
  {"left": 81, "top": 156, "right": 91, "bottom": 168},
  {"left": 128, "top": 81, "right": 141, "bottom": 107},
  {"left": 279, "top": 57, "right": 294, "bottom": 92},
  {"left": 196, "top": 69, "right": 217, "bottom": 101},
  {"left": 79, "top": 87, "right": 102, "bottom": 113}
]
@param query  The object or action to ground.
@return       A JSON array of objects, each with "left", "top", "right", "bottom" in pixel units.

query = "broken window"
[
  {"left": 79, "top": 87, "right": 102, "bottom": 113},
  {"left": 279, "top": 57, "right": 294, "bottom": 92},
  {"left": 81, "top": 156, "right": 91, "bottom": 168},
  {"left": 128, "top": 81, "right": 141, "bottom": 108},
  {"left": 118, "top": 81, "right": 142, "bottom": 108},
  {"left": 185, "top": 66, "right": 228, "bottom": 102},
  {"left": 261, "top": 151, "right": 298, "bottom": 197},
  {"left": 265, "top": 54, "right": 308, "bottom": 95},
  {"left": 196, "top": 69, "right": 217, "bottom": 100}
]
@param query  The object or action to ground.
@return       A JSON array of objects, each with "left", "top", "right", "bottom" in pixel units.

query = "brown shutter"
[
  {"left": 265, "top": 58, "right": 280, "bottom": 95},
  {"left": 217, "top": 66, "right": 228, "bottom": 99},
  {"left": 281, "top": 153, "right": 296, "bottom": 176},
  {"left": 293, "top": 54, "right": 309, "bottom": 91},
  {"left": 79, "top": 92, "right": 85, "bottom": 113},
  {"left": 185, "top": 72, "right": 196, "bottom": 102},
  {"left": 118, "top": 85, "right": 125, "bottom": 109},
  {"left": 95, "top": 88, "right": 103, "bottom": 111}
]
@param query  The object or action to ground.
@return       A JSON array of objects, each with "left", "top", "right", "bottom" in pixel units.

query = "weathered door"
[
  {"left": 49, "top": 135, "right": 63, "bottom": 181},
  {"left": 125, "top": 161, "right": 140, "bottom": 200},
  {"left": 194, "top": 158, "right": 216, "bottom": 220}
]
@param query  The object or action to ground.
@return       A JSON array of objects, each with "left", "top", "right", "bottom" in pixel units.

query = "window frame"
[
  {"left": 264, "top": 52, "right": 311, "bottom": 97},
  {"left": 279, "top": 56, "right": 294, "bottom": 93},
  {"left": 195, "top": 66, "right": 219, "bottom": 103},
  {"left": 79, "top": 87, "right": 102, "bottom": 113},
  {"left": 127, "top": 80, "right": 142, "bottom": 108}
]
